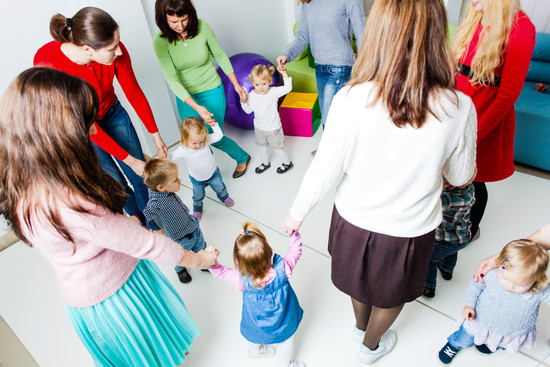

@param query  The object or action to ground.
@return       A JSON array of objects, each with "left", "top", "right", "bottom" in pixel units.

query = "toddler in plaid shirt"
[
  {"left": 141, "top": 158, "right": 208, "bottom": 284},
  {"left": 423, "top": 181, "right": 475, "bottom": 298}
]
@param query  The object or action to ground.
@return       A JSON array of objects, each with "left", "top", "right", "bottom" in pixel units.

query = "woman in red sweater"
[
  {"left": 452, "top": 0, "right": 535, "bottom": 239},
  {"left": 34, "top": 7, "right": 168, "bottom": 229}
]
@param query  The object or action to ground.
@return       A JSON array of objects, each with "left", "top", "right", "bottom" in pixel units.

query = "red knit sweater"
[
  {"left": 34, "top": 41, "right": 159, "bottom": 161},
  {"left": 455, "top": 12, "right": 535, "bottom": 182}
]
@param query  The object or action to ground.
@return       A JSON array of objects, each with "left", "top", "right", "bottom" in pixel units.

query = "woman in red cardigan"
[
  {"left": 451, "top": 0, "right": 536, "bottom": 239},
  {"left": 34, "top": 7, "right": 168, "bottom": 229}
]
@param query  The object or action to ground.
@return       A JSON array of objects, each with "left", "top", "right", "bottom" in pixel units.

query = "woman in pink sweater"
[{"left": 0, "top": 67, "right": 217, "bottom": 366}]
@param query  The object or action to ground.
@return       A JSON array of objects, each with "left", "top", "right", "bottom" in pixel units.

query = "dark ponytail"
[{"left": 49, "top": 7, "right": 118, "bottom": 48}]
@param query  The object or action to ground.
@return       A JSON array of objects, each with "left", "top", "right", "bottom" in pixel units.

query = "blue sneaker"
[{"left": 438, "top": 342, "right": 459, "bottom": 364}]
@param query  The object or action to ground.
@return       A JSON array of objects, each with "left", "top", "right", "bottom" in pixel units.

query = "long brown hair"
[
  {"left": 349, "top": 0, "right": 455, "bottom": 128},
  {"left": 49, "top": 7, "right": 118, "bottom": 49},
  {"left": 233, "top": 222, "right": 273, "bottom": 285},
  {"left": 155, "top": 0, "right": 199, "bottom": 44},
  {"left": 0, "top": 67, "right": 127, "bottom": 244}
]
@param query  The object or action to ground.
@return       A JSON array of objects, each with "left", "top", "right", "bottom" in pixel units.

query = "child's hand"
[
  {"left": 205, "top": 120, "right": 217, "bottom": 127},
  {"left": 277, "top": 65, "right": 289, "bottom": 78},
  {"left": 462, "top": 306, "right": 475, "bottom": 321}
]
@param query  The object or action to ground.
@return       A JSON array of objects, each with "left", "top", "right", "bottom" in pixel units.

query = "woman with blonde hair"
[
  {"left": 0, "top": 67, "right": 217, "bottom": 366},
  {"left": 451, "top": 0, "right": 535, "bottom": 240},
  {"left": 283, "top": 0, "right": 477, "bottom": 363}
]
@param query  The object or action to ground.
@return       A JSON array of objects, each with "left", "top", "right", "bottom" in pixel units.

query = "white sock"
[
  {"left": 258, "top": 146, "right": 270, "bottom": 165},
  {"left": 274, "top": 148, "right": 290, "bottom": 165},
  {"left": 277, "top": 335, "right": 294, "bottom": 367}
]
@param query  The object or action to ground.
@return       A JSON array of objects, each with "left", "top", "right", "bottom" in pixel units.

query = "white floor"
[{"left": 1, "top": 124, "right": 550, "bottom": 367}]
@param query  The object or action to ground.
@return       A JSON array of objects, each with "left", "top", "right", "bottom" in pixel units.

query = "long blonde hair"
[
  {"left": 451, "top": 0, "right": 521, "bottom": 85},
  {"left": 0, "top": 67, "right": 127, "bottom": 244},
  {"left": 349, "top": 0, "right": 455, "bottom": 128}
]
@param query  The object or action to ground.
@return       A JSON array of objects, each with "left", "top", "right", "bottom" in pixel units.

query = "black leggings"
[{"left": 470, "top": 181, "right": 488, "bottom": 237}]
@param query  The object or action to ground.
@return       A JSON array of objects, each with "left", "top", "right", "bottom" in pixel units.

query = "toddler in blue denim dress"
[
  {"left": 438, "top": 239, "right": 550, "bottom": 364},
  {"left": 209, "top": 222, "right": 306, "bottom": 367},
  {"left": 168, "top": 117, "right": 234, "bottom": 220}
]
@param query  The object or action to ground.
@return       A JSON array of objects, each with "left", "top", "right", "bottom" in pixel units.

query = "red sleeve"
[
  {"left": 477, "top": 15, "right": 536, "bottom": 142},
  {"left": 114, "top": 42, "right": 159, "bottom": 134},
  {"left": 90, "top": 122, "right": 129, "bottom": 160}
]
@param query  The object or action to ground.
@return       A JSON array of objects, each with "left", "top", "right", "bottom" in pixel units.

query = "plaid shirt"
[
  {"left": 142, "top": 189, "right": 196, "bottom": 241},
  {"left": 435, "top": 184, "right": 475, "bottom": 245}
]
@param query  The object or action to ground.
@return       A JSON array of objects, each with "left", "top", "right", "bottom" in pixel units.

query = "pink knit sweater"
[{"left": 19, "top": 199, "right": 184, "bottom": 308}]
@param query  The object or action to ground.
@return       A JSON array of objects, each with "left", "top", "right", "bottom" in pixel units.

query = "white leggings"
[{"left": 248, "top": 335, "right": 295, "bottom": 367}]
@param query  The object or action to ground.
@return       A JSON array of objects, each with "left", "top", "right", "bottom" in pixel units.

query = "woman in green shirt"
[{"left": 153, "top": 0, "right": 251, "bottom": 178}]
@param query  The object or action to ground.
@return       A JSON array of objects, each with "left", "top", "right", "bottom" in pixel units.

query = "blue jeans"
[
  {"left": 92, "top": 100, "right": 159, "bottom": 230},
  {"left": 315, "top": 64, "right": 352, "bottom": 128},
  {"left": 175, "top": 220, "right": 207, "bottom": 273},
  {"left": 176, "top": 85, "right": 249, "bottom": 164},
  {"left": 448, "top": 325, "right": 475, "bottom": 350},
  {"left": 425, "top": 240, "right": 468, "bottom": 289},
  {"left": 189, "top": 167, "right": 228, "bottom": 212}
]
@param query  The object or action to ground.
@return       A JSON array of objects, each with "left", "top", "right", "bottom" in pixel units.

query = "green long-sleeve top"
[{"left": 153, "top": 19, "right": 234, "bottom": 102}]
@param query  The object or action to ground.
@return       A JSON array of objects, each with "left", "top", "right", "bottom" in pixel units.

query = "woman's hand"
[
  {"left": 151, "top": 132, "right": 168, "bottom": 159},
  {"left": 196, "top": 105, "right": 216, "bottom": 124},
  {"left": 277, "top": 56, "right": 288, "bottom": 71},
  {"left": 283, "top": 212, "right": 303, "bottom": 236},
  {"left": 234, "top": 84, "right": 247, "bottom": 103},
  {"left": 123, "top": 155, "right": 145, "bottom": 176},
  {"left": 194, "top": 248, "right": 218, "bottom": 269},
  {"left": 462, "top": 306, "right": 475, "bottom": 321},
  {"left": 474, "top": 254, "right": 499, "bottom": 283}
]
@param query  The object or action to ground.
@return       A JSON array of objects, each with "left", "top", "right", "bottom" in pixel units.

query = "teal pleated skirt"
[{"left": 65, "top": 260, "right": 200, "bottom": 367}]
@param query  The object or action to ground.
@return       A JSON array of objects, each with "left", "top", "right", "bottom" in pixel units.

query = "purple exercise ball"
[{"left": 217, "top": 53, "right": 283, "bottom": 130}]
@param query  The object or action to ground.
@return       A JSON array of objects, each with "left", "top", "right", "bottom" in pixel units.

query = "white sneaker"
[
  {"left": 352, "top": 325, "right": 366, "bottom": 343},
  {"left": 248, "top": 345, "right": 276, "bottom": 359},
  {"left": 356, "top": 329, "right": 396, "bottom": 364},
  {"left": 288, "top": 361, "right": 305, "bottom": 367}
]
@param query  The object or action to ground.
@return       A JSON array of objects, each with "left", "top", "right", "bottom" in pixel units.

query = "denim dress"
[{"left": 240, "top": 254, "right": 303, "bottom": 344}]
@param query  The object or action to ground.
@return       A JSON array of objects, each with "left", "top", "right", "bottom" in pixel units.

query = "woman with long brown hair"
[
  {"left": 451, "top": 0, "right": 535, "bottom": 240},
  {"left": 0, "top": 67, "right": 217, "bottom": 366},
  {"left": 283, "top": 0, "right": 477, "bottom": 363},
  {"left": 34, "top": 7, "right": 168, "bottom": 230}
]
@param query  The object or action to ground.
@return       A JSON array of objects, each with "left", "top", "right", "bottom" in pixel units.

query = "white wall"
[{"left": 522, "top": 0, "right": 550, "bottom": 32}]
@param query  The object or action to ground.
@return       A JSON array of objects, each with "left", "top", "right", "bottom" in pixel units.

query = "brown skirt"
[{"left": 328, "top": 206, "right": 435, "bottom": 308}]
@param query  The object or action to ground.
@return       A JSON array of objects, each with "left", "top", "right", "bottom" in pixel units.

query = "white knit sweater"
[{"left": 290, "top": 82, "right": 477, "bottom": 237}]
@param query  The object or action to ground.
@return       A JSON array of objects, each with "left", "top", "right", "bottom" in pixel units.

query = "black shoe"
[
  {"left": 233, "top": 155, "right": 251, "bottom": 178},
  {"left": 255, "top": 163, "right": 271, "bottom": 174},
  {"left": 277, "top": 161, "right": 294, "bottom": 174},
  {"left": 475, "top": 344, "right": 493, "bottom": 355},
  {"left": 177, "top": 268, "right": 192, "bottom": 284},
  {"left": 438, "top": 265, "right": 453, "bottom": 281},
  {"left": 423, "top": 287, "right": 435, "bottom": 298},
  {"left": 201, "top": 269, "right": 210, "bottom": 272},
  {"left": 439, "top": 342, "right": 459, "bottom": 365}
]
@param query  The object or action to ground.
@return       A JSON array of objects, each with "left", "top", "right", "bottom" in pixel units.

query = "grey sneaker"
[
  {"left": 248, "top": 345, "right": 275, "bottom": 359},
  {"left": 288, "top": 361, "right": 305, "bottom": 367},
  {"left": 357, "top": 329, "right": 396, "bottom": 364}
]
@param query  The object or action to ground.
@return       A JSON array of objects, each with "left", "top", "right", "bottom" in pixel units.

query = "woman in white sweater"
[{"left": 283, "top": 0, "right": 477, "bottom": 364}]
